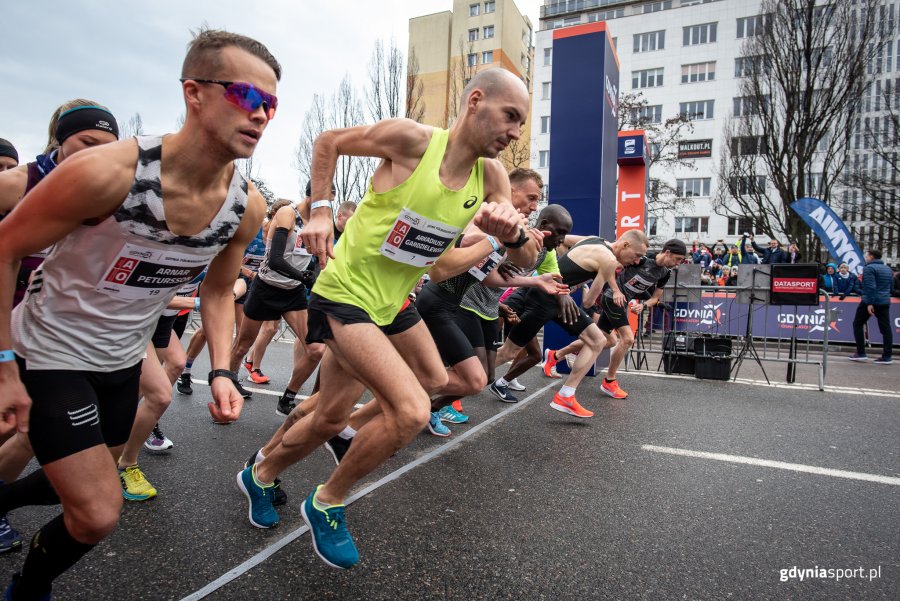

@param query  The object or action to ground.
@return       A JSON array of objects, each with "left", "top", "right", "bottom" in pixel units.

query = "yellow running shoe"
[{"left": 120, "top": 465, "right": 157, "bottom": 501}]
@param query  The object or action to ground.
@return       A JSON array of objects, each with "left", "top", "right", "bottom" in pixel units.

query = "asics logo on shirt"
[{"left": 463, "top": 196, "right": 478, "bottom": 209}]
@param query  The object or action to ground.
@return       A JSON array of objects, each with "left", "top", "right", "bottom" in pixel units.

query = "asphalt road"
[{"left": 1, "top": 336, "right": 897, "bottom": 600}]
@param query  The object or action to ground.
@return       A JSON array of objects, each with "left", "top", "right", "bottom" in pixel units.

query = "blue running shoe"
[
  {"left": 0, "top": 515, "right": 22, "bottom": 554},
  {"left": 427, "top": 412, "right": 451, "bottom": 436},
  {"left": 5, "top": 573, "right": 50, "bottom": 601},
  {"left": 489, "top": 380, "right": 519, "bottom": 403},
  {"left": 301, "top": 486, "right": 359, "bottom": 569},
  {"left": 438, "top": 405, "right": 469, "bottom": 424},
  {"left": 236, "top": 466, "right": 279, "bottom": 529}
]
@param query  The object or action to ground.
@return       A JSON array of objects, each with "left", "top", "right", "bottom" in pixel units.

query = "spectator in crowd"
[
  {"left": 786, "top": 243, "right": 802, "bottom": 264},
  {"left": 832, "top": 263, "right": 861, "bottom": 299},
  {"left": 694, "top": 244, "right": 712, "bottom": 269},
  {"left": 725, "top": 265, "right": 739, "bottom": 286},
  {"left": 749, "top": 234, "right": 788, "bottom": 264},
  {"left": 820, "top": 263, "right": 838, "bottom": 294},
  {"left": 738, "top": 234, "right": 761, "bottom": 264},
  {"left": 723, "top": 245, "right": 742, "bottom": 269},
  {"left": 849, "top": 249, "right": 893, "bottom": 364}
]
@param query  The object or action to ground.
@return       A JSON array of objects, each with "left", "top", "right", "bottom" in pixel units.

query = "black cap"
[
  {"left": 662, "top": 239, "right": 687, "bottom": 256},
  {"left": 0, "top": 138, "right": 17, "bottom": 164}
]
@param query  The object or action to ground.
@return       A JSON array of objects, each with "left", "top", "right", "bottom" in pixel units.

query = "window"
[
  {"left": 484, "top": 1, "right": 495, "bottom": 13},
  {"left": 680, "top": 99, "right": 714, "bottom": 120},
  {"left": 588, "top": 9, "right": 625, "bottom": 22},
  {"left": 632, "top": 67, "right": 664, "bottom": 89},
  {"left": 482, "top": 51, "right": 493, "bottom": 64},
  {"left": 681, "top": 61, "right": 716, "bottom": 83},
  {"left": 735, "top": 55, "right": 768, "bottom": 77},
  {"left": 483, "top": 25, "right": 494, "bottom": 39},
  {"left": 736, "top": 15, "right": 767, "bottom": 38},
  {"left": 539, "top": 150, "right": 549, "bottom": 168},
  {"left": 647, "top": 216, "right": 658, "bottom": 237},
  {"left": 730, "top": 136, "right": 767, "bottom": 156},
  {"left": 469, "top": 3, "right": 480, "bottom": 17},
  {"left": 467, "top": 53, "right": 477, "bottom": 67},
  {"left": 543, "top": 47, "right": 552, "bottom": 66},
  {"left": 683, "top": 22, "right": 717, "bottom": 46},
  {"left": 728, "top": 176, "right": 766, "bottom": 196},
  {"left": 541, "top": 82, "right": 551, "bottom": 100},
  {"left": 630, "top": 104, "right": 663, "bottom": 124},
  {"left": 541, "top": 116, "right": 551, "bottom": 134},
  {"left": 643, "top": 1, "right": 672, "bottom": 12},
  {"left": 733, "top": 95, "right": 768, "bottom": 116},
  {"left": 468, "top": 28, "right": 479, "bottom": 42},
  {"left": 676, "top": 178, "right": 711, "bottom": 197},
  {"left": 674, "top": 216, "right": 709, "bottom": 235},
  {"left": 727, "top": 217, "right": 755, "bottom": 236},
  {"left": 633, "top": 30, "right": 665, "bottom": 53}
]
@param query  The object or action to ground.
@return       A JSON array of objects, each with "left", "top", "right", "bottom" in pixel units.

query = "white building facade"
[{"left": 531, "top": 0, "right": 900, "bottom": 262}]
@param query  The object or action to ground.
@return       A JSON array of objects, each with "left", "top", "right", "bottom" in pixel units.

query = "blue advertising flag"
[{"left": 790, "top": 197, "right": 866, "bottom": 275}]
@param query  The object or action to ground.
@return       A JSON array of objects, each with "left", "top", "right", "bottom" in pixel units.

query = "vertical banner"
[
  {"left": 616, "top": 130, "right": 648, "bottom": 238},
  {"left": 790, "top": 197, "right": 865, "bottom": 275},
  {"left": 545, "top": 22, "right": 620, "bottom": 375}
]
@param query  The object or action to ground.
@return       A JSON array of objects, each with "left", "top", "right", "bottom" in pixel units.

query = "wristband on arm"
[
  {"left": 0, "top": 350, "right": 15, "bottom": 363},
  {"left": 503, "top": 228, "right": 529, "bottom": 249},
  {"left": 310, "top": 200, "right": 331, "bottom": 211}
]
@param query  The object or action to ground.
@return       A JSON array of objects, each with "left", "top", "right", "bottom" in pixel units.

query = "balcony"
[{"left": 540, "top": 0, "right": 631, "bottom": 18}]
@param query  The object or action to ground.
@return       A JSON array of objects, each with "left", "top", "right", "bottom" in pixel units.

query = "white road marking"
[
  {"left": 642, "top": 444, "right": 900, "bottom": 486},
  {"left": 179, "top": 381, "right": 560, "bottom": 600},
  {"left": 190, "top": 379, "right": 368, "bottom": 408}
]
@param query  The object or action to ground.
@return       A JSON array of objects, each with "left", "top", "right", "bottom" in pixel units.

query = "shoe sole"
[
  {"left": 143, "top": 444, "right": 174, "bottom": 454},
  {"left": 847, "top": 357, "right": 868, "bottom": 362},
  {"left": 439, "top": 416, "right": 469, "bottom": 424},
  {"left": 324, "top": 441, "right": 342, "bottom": 466},
  {"left": 507, "top": 385, "right": 526, "bottom": 391},
  {"left": 249, "top": 378, "right": 270, "bottom": 385},
  {"left": 0, "top": 541, "right": 22, "bottom": 553},
  {"left": 275, "top": 406, "right": 293, "bottom": 418},
  {"left": 873, "top": 361, "right": 893, "bottom": 365},
  {"left": 599, "top": 387, "right": 628, "bottom": 399},
  {"left": 176, "top": 386, "right": 192, "bottom": 395},
  {"left": 550, "top": 401, "right": 593, "bottom": 418},
  {"left": 300, "top": 502, "right": 353, "bottom": 570},
  {"left": 122, "top": 489, "right": 156, "bottom": 501},
  {"left": 235, "top": 471, "right": 278, "bottom": 529},
  {"left": 427, "top": 423, "right": 451, "bottom": 437}
]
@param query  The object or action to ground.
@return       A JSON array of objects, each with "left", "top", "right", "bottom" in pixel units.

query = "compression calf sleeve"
[
  {"left": 0, "top": 469, "right": 60, "bottom": 514},
  {"left": 12, "top": 514, "right": 95, "bottom": 601}
]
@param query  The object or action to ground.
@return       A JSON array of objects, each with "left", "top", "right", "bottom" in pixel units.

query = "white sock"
[
  {"left": 559, "top": 385, "right": 576, "bottom": 398},
  {"left": 496, "top": 377, "right": 509, "bottom": 387},
  {"left": 339, "top": 426, "right": 357, "bottom": 440},
  {"left": 255, "top": 449, "right": 266, "bottom": 464}
]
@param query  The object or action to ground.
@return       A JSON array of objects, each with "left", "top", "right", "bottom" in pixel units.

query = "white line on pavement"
[
  {"left": 642, "top": 444, "right": 900, "bottom": 486},
  {"left": 190, "top": 379, "right": 370, "bottom": 409},
  {"left": 179, "top": 380, "right": 560, "bottom": 601}
]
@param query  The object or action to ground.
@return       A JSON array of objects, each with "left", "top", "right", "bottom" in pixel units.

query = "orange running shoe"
[
  {"left": 243, "top": 357, "right": 253, "bottom": 372},
  {"left": 542, "top": 348, "right": 561, "bottom": 379},
  {"left": 600, "top": 378, "right": 628, "bottom": 399},
  {"left": 248, "top": 369, "right": 270, "bottom": 384},
  {"left": 451, "top": 399, "right": 463, "bottom": 412},
  {"left": 550, "top": 393, "right": 593, "bottom": 418}
]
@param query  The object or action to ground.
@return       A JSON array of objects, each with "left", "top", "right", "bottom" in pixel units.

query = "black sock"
[
  {"left": 0, "top": 469, "right": 60, "bottom": 515},
  {"left": 282, "top": 388, "right": 297, "bottom": 401},
  {"left": 604, "top": 378, "right": 615, "bottom": 383},
  {"left": 12, "top": 514, "right": 95, "bottom": 600}
]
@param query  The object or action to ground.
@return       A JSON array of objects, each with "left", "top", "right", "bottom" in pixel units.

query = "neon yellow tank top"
[{"left": 313, "top": 128, "right": 485, "bottom": 325}]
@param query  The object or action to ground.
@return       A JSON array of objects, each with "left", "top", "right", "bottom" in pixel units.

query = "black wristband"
[
  {"left": 503, "top": 228, "right": 529, "bottom": 249},
  {"left": 208, "top": 369, "right": 238, "bottom": 385}
]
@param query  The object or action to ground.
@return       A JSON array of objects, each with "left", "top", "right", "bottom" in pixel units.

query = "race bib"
[
  {"left": 242, "top": 253, "right": 265, "bottom": 270},
  {"left": 379, "top": 208, "right": 462, "bottom": 268},
  {"left": 467, "top": 252, "right": 504, "bottom": 282},
  {"left": 293, "top": 228, "right": 311, "bottom": 256},
  {"left": 96, "top": 243, "right": 209, "bottom": 300}
]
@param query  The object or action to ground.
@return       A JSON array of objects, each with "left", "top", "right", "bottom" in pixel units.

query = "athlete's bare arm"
[
  {"left": 201, "top": 186, "right": 265, "bottom": 423},
  {"left": 303, "top": 118, "right": 433, "bottom": 266},
  {"left": 0, "top": 141, "right": 138, "bottom": 434},
  {"left": 0, "top": 167, "right": 27, "bottom": 215},
  {"left": 480, "top": 159, "right": 540, "bottom": 268},
  {"left": 583, "top": 247, "right": 624, "bottom": 308}
]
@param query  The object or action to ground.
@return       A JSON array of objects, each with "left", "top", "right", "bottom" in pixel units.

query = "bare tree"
[
  {"left": 329, "top": 75, "right": 375, "bottom": 203},
  {"left": 366, "top": 38, "right": 404, "bottom": 121},
  {"left": 237, "top": 156, "right": 277, "bottom": 206},
  {"left": 406, "top": 48, "right": 426, "bottom": 123},
  {"left": 499, "top": 137, "right": 533, "bottom": 170},
  {"left": 446, "top": 38, "right": 478, "bottom": 127},
  {"left": 120, "top": 113, "right": 144, "bottom": 139},
  {"left": 294, "top": 93, "right": 328, "bottom": 192},
  {"left": 715, "top": 0, "right": 884, "bottom": 257},
  {"left": 617, "top": 92, "right": 697, "bottom": 219}
]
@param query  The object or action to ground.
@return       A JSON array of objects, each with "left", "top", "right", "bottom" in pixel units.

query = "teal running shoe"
[
  {"left": 438, "top": 405, "right": 469, "bottom": 424},
  {"left": 301, "top": 486, "right": 359, "bottom": 569},
  {"left": 427, "top": 412, "right": 451, "bottom": 437},
  {"left": 236, "top": 466, "right": 279, "bottom": 529}
]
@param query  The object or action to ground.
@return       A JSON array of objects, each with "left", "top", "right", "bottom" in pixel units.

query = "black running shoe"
[
  {"left": 176, "top": 373, "right": 193, "bottom": 395},
  {"left": 276, "top": 394, "right": 296, "bottom": 418},
  {"left": 324, "top": 435, "right": 352, "bottom": 465},
  {"left": 234, "top": 379, "right": 252, "bottom": 399}
]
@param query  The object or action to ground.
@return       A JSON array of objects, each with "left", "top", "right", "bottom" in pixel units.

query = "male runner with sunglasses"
[
  {"left": 0, "top": 29, "right": 276, "bottom": 600},
  {"left": 236, "top": 68, "right": 541, "bottom": 570}
]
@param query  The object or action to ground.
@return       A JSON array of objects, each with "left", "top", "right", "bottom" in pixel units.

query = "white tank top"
[
  {"left": 12, "top": 135, "right": 248, "bottom": 370},
  {"left": 256, "top": 208, "right": 313, "bottom": 290}
]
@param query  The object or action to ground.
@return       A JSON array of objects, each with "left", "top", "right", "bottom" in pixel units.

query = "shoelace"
[
  {"left": 322, "top": 506, "right": 347, "bottom": 538},
  {"left": 151, "top": 425, "right": 165, "bottom": 441}
]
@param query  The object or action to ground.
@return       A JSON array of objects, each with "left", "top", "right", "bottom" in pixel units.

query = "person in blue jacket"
[
  {"left": 820, "top": 263, "right": 838, "bottom": 294},
  {"left": 849, "top": 249, "right": 893, "bottom": 364},
  {"left": 832, "top": 263, "right": 861, "bottom": 299}
]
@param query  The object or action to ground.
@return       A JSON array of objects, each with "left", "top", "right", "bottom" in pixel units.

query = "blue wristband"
[
  {"left": 194, "top": 297, "right": 201, "bottom": 310},
  {"left": 486, "top": 236, "right": 500, "bottom": 253},
  {"left": 0, "top": 350, "right": 15, "bottom": 363}
]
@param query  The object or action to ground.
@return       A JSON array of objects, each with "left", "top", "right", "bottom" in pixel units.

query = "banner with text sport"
[{"left": 790, "top": 197, "right": 865, "bottom": 275}]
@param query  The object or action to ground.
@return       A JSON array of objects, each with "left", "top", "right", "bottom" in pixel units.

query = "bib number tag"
[
  {"left": 96, "top": 243, "right": 209, "bottom": 300},
  {"left": 467, "top": 252, "right": 504, "bottom": 282},
  {"left": 293, "top": 228, "right": 311, "bottom": 256},
  {"left": 243, "top": 253, "right": 265, "bottom": 270},
  {"left": 379, "top": 208, "right": 461, "bottom": 268}
]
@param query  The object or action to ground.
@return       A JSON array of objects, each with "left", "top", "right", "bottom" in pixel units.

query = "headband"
[{"left": 55, "top": 106, "right": 119, "bottom": 144}]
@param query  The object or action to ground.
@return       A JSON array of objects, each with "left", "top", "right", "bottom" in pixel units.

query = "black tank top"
[{"left": 559, "top": 237, "right": 610, "bottom": 287}]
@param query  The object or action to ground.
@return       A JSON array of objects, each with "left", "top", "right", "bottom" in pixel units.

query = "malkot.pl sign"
[{"left": 772, "top": 278, "right": 818, "bottom": 294}]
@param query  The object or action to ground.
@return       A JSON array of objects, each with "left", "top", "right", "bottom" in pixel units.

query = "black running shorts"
[
  {"left": 243, "top": 277, "right": 308, "bottom": 321},
  {"left": 596, "top": 294, "right": 630, "bottom": 334},
  {"left": 150, "top": 314, "right": 178, "bottom": 349},
  {"left": 17, "top": 355, "right": 142, "bottom": 465},
  {"left": 416, "top": 282, "right": 475, "bottom": 366},
  {"left": 455, "top": 307, "right": 499, "bottom": 351},
  {"left": 306, "top": 293, "right": 421, "bottom": 343},
  {"left": 507, "top": 288, "right": 594, "bottom": 348}
]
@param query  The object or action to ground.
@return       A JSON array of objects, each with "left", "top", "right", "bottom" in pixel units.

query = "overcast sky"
[{"left": 2, "top": 0, "right": 540, "bottom": 199}]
